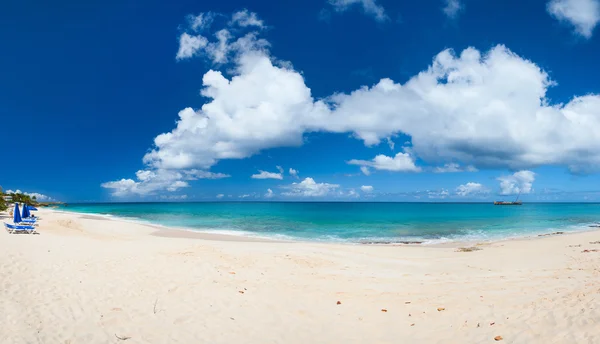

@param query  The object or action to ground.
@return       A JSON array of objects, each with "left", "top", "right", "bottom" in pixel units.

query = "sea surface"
[{"left": 60, "top": 202, "right": 600, "bottom": 244}]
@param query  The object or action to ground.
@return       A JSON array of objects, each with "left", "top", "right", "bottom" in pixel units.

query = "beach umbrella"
[
  {"left": 28, "top": 205, "right": 38, "bottom": 211},
  {"left": 22, "top": 204, "right": 30, "bottom": 218},
  {"left": 13, "top": 203, "right": 22, "bottom": 223}
]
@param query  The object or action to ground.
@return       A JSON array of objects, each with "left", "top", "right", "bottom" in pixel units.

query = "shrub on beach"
[{"left": 0, "top": 187, "right": 7, "bottom": 211}]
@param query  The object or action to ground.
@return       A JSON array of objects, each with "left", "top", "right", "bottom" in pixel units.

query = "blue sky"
[{"left": 2, "top": 0, "right": 600, "bottom": 202}]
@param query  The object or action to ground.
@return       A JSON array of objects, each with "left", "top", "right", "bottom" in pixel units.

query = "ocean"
[{"left": 59, "top": 202, "right": 600, "bottom": 244}]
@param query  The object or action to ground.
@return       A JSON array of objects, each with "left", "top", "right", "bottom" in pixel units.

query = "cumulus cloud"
[
  {"left": 230, "top": 9, "right": 265, "bottom": 28},
  {"left": 102, "top": 169, "right": 228, "bottom": 197},
  {"left": 428, "top": 189, "right": 450, "bottom": 199},
  {"left": 289, "top": 168, "right": 299, "bottom": 178},
  {"left": 359, "top": 166, "right": 371, "bottom": 176},
  {"left": 360, "top": 185, "right": 374, "bottom": 192},
  {"left": 216, "top": 194, "right": 225, "bottom": 199},
  {"left": 107, "top": 10, "right": 600, "bottom": 196},
  {"left": 265, "top": 188, "right": 274, "bottom": 198},
  {"left": 176, "top": 33, "right": 208, "bottom": 60},
  {"left": 455, "top": 182, "right": 489, "bottom": 196},
  {"left": 251, "top": 170, "right": 283, "bottom": 179},
  {"left": 497, "top": 170, "right": 536, "bottom": 195},
  {"left": 187, "top": 12, "right": 216, "bottom": 32},
  {"left": 282, "top": 177, "right": 340, "bottom": 197},
  {"left": 166, "top": 15, "right": 600, "bottom": 174},
  {"left": 547, "top": 0, "right": 600, "bottom": 38},
  {"left": 433, "top": 163, "right": 478, "bottom": 173},
  {"left": 327, "top": 0, "right": 389, "bottom": 21},
  {"left": 443, "top": 0, "right": 463, "bottom": 18},
  {"left": 348, "top": 151, "right": 421, "bottom": 172}
]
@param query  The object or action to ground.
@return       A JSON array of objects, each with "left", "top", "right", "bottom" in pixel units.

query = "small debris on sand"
[
  {"left": 538, "top": 232, "right": 564, "bottom": 237},
  {"left": 456, "top": 247, "right": 481, "bottom": 252},
  {"left": 337, "top": 301, "right": 341, "bottom": 305},
  {"left": 381, "top": 309, "right": 388, "bottom": 312},
  {"left": 437, "top": 307, "right": 445, "bottom": 311},
  {"left": 361, "top": 241, "right": 423, "bottom": 245},
  {"left": 582, "top": 249, "right": 599, "bottom": 253},
  {"left": 494, "top": 335, "right": 503, "bottom": 341},
  {"left": 590, "top": 241, "right": 600, "bottom": 244}
]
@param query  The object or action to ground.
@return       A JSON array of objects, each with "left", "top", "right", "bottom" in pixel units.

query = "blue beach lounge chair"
[
  {"left": 12, "top": 203, "right": 37, "bottom": 225},
  {"left": 4, "top": 222, "right": 37, "bottom": 234}
]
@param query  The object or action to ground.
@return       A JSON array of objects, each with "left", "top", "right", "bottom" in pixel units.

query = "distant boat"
[{"left": 494, "top": 191, "right": 523, "bottom": 205}]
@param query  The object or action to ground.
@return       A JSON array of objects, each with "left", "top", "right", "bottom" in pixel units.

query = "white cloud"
[
  {"left": 327, "top": 0, "right": 389, "bottom": 22},
  {"left": 176, "top": 33, "right": 208, "bottom": 60},
  {"left": 348, "top": 152, "right": 421, "bottom": 172},
  {"left": 276, "top": 165, "right": 284, "bottom": 173},
  {"left": 251, "top": 170, "right": 283, "bottom": 180},
  {"left": 265, "top": 188, "right": 274, "bottom": 198},
  {"left": 184, "top": 170, "right": 230, "bottom": 179},
  {"left": 175, "top": 11, "right": 269, "bottom": 64},
  {"left": 102, "top": 168, "right": 228, "bottom": 197},
  {"left": 167, "top": 180, "right": 189, "bottom": 192},
  {"left": 239, "top": 194, "right": 251, "bottom": 198},
  {"left": 386, "top": 137, "right": 395, "bottom": 150},
  {"left": 109, "top": 11, "right": 600, "bottom": 195},
  {"left": 347, "top": 189, "right": 360, "bottom": 198},
  {"left": 433, "top": 163, "right": 478, "bottom": 173},
  {"left": 547, "top": 0, "right": 600, "bottom": 38},
  {"left": 289, "top": 168, "right": 299, "bottom": 178},
  {"left": 216, "top": 194, "right": 225, "bottom": 199},
  {"left": 230, "top": 9, "right": 265, "bottom": 28},
  {"left": 497, "top": 170, "right": 536, "bottom": 195},
  {"left": 360, "top": 185, "right": 374, "bottom": 192},
  {"left": 160, "top": 194, "right": 188, "bottom": 200},
  {"left": 455, "top": 182, "right": 489, "bottom": 196},
  {"left": 443, "top": 0, "right": 463, "bottom": 18},
  {"left": 187, "top": 12, "right": 216, "bottom": 32},
  {"left": 360, "top": 166, "right": 371, "bottom": 176},
  {"left": 282, "top": 177, "right": 340, "bottom": 197},
  {"left": 428, "top": 189, "right": 450, "bottom": 199}
]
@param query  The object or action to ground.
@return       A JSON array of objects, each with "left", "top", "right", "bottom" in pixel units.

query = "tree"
[{"left": 0, "top": 187, "right": 6, "bottom": 212}]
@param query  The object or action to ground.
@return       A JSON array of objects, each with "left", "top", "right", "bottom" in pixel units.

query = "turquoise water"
[{"left": 60, "top": 202, "right": 600, "bottom": 244}]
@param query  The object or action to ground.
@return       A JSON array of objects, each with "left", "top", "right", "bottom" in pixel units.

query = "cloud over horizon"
[{"left": 104, "top": 9, "right": 600, "bottom": 197}]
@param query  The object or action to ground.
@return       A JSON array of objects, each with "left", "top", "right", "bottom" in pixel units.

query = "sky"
[{"left": 2, "top": 0, "right": 600, "bottom": 202}]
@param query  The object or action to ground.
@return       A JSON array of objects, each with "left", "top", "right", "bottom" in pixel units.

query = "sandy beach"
[{"left": 1, "top": 208, "right": 599, "bottom": 343}]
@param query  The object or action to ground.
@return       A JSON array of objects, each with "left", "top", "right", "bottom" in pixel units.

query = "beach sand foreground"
[{"left": 1, "top": 209, "right": 599, "bottom": 343}]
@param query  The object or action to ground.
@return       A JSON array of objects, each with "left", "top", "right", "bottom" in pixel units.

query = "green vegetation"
[
  {"left": 0, "top": 186, "right": 6, "bottom": 211},
  {"left": 0, "top": 186, "right": 40, "bottom": 212},
  {"left": 9, "top": 193, "right": 34, "bottom": 205}
]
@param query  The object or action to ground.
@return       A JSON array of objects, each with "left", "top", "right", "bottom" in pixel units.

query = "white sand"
[{"left": 1, "top": 208, "right": 599, "bottom": 343}]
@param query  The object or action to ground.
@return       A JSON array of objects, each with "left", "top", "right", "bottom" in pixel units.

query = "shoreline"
[
  {"left": 51, "top": 207, "right": 600, "bottom": 248},
  {"left": 2, "top": 208, "right": 600, "bottom": 342}
]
